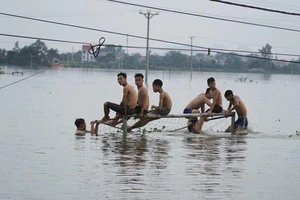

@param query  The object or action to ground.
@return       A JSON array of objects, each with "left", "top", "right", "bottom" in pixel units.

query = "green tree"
[
  {"left": 164, "top": 51, "right": 188, "bottom": 69},
  {"left": 259, "top": 43, "right": 272, "bottom": 59}
]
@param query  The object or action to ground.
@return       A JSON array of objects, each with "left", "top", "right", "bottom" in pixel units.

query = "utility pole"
[
  {"left": 126, "top": 34, "right": 129, "bottom": 55},
  {"left": 30, "top": 54, "right": 32, "bottom": 68},
  {"left": 140, "top": 10, "right": 159, "bottom": 85},
  {"left": 189, "top": 36, "right": 195, "bottom": 73},
  {"left": 72, "top": 46, "right": 74, "bottom": 61}
]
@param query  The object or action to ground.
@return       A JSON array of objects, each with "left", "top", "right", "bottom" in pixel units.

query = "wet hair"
[
  {"left": 205, "top": 88, "right": 211, "bottom": 94},
  {"left": 188, "top": 122, "right": 196, "bottom": 132},
  {"left": 74, "top": 118, "right": 85, "bottom": 128},
  {"left": 224, "top": 90, "right": 233, "bottom": 97},
  {"left": 134, "top": 73, "right": 144, "bottom": 79},
  {"left": 152, "top": 79, "right": 163, "bottom": 87},
  {"left": 207, "top": 77, "right": 215, "bottom": 85},
  {"left": 117, "top": 72, "right": 127, "bottom": 79}
]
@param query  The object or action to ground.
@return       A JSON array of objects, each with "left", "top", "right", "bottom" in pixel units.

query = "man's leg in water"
[{"left": 196, "top": 116, "right": 206, "bottom": 133}]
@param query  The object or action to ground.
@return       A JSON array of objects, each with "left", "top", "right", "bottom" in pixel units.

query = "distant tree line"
[{"left": 1, "top": 40, "right": 299, "bottom": 74}]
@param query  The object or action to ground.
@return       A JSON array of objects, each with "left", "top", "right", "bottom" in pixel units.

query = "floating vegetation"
[
  {"left": 138, "top": 126, "right": 166, "bottom": 134},
  {"left": 0, "top": 69, "right": 4, "bottom": 74},
  {"left": 235, "top": 76, "right": 254, "bottom": 83}
]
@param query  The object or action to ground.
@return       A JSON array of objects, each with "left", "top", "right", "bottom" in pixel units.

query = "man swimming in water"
[{"left": 74, "top": 118, "right": 99, "bottom": 136}]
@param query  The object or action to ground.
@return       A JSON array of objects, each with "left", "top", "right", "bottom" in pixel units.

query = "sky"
[{"left": 0, "top": 0, "right": 300, "bottom": 60}]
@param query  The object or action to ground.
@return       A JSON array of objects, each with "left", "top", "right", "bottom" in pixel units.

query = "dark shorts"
[
  {"left": 149, "top": 107, "right": 171, "bottom": 116},
  {"left": 135, "top": 105, "right": 148, "bottom": 115},
  {"left": 206, "top": 104, "right": 223, "bottom": 113},
  {"left": 106, "top": 102, "right": 135, "bottom": 115},
  {"left": 183, "top": 108, "right": 193, "bottom": 114},
  {"left": 183, "top": 108, "right": 198, "bottom": 123},
  {"left": 234, "top": 118, "right": 248, "bottom": 129}
]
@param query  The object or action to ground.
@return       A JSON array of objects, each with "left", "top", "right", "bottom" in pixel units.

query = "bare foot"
[
  {"left": 127, "top": 126, "right": 132, "bottom": 132},
  {"left": 105, "top": 120, "right": 118, "bottom": 127},
  {"left": 100, "top": 116, "right": 110, "bottom": 123}
]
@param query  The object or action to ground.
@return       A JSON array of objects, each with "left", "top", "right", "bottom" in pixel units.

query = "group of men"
[
  {"left": 183, "top": 77, "right": 248, "bottom": 134},
  {"left": 74, "top": 73, "right": 248, "bottom": 136},
  {"left": 75, "top": 72, "right": 172, "bottom": 136}
]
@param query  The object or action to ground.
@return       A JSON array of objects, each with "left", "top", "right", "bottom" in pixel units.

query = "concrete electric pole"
[{"left": 139, "top": 10, "right": 159, "bottom": 85}]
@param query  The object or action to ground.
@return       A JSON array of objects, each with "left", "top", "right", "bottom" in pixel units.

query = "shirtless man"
[
  {"left": 207, "top": 77, "right": 223, "bottom": 114},
  {"left": 184, "top": 88, "right": 212, "bottom": 130},
  {"left": 188, "top": 77, "right": 223, "bottom": 134},
  {"left": 127, "top": 79, "right": 172, "bottom": 132},
  {"left": 224, "top": 90, "right": 248, "bottom": 132},
  {"left": 134, "top": 73, "right": 149, "bottom": 118},
  {"left": 99, "top": 72, "right": 137, "bottom": 123},
  {"left": 107, "top": 73, "right": 149, "bottom": 126},
  {"left": 74, "top": 118, "right": 99, "bottom": 136}
]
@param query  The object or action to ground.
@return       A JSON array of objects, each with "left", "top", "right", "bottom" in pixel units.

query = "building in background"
[{"left": 82, "top": 45, "right": 96, "bottom": 62}]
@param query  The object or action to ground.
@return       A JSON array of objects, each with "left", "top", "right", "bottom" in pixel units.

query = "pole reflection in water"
[{"left": 99, "top": 132, "right": 171, "bottom": 195}]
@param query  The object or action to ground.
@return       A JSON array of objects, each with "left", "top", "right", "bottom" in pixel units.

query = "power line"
[
  {"left": 210, "top": 0, "right": 300, "bottom": 16},
  {"left": 1, "top": 12, "right": 300, "bottom": 57},
  {"left": 1, "top": 32, "right": 299, "bottom": 57},
  {"left": 106, "top": 0, "right": 300, "bottom": 33},
  {"left": 0, "top": 68, "right": 50, "bottom": 90},
  {"left": 0, "top": 32, "right": 299, "bottom": 64}
]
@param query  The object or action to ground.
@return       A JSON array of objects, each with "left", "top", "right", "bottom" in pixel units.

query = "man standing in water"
[
  {"left": 99, "top": 72, "right": 137, "bottom": 123},
  {"left": 224, "top": 90, "right": 248, "bottom": 132}
]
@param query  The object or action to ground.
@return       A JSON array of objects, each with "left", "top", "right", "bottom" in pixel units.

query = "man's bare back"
[{"left": 185, "top": 93, "right": 212, "bottom": 110}]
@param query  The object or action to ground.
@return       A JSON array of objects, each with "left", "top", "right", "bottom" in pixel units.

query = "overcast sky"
[{"left": 1, "top": 0, "right": 300, "bottom": 60}]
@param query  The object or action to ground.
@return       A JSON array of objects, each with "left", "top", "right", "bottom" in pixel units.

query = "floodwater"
[{"left": 0, "top": 67, "right": 299, "bottom": 200}]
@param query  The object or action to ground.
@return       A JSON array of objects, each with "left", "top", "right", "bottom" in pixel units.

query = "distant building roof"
[{"left": 82, "top": 45, "right": 90, "bottom": 51}]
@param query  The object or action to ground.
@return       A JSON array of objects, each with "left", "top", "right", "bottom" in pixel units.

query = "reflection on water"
[{"left": 183, "top": 136, "right": 247, "bottom": 198}]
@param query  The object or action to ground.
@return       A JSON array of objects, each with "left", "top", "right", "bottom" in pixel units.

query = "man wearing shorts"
[
  {"left": 184, "top": 88, "right": 212, "bottom": 130},
  {"left": 224, "top": 90, "right": 248, "bottom": 132},
  {"left": 99, "top": 72, "right": 137, "bottom": 123}
]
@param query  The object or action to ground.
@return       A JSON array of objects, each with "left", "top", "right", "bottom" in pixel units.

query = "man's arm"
[
  {"left": 228, "top": 98, "right": 240, "bottom": 112},
  {"left": 152, "top": 93, "right": 164, "bottom": 110},
  {"left": 227, "top": 101, "right": 232, "bottom": 111},
  {"left": 205, "top": 98, "right": 213, "bottom": 108},
  {"left": 201, "top": 105, "right": 205, "bottom": 113},
  {"left": 120, "top": 87, "right": 129, "bottom": 106},
  {"left": 91, "top": 122, "right": 99, "bottom": 136}
]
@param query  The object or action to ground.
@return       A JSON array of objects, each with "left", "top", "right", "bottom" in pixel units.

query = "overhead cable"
[{"left": 210, "top": 0, "right": 300, "bottom": 16}]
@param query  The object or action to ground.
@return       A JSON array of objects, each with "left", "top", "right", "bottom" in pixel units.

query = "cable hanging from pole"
[
  {"left": 0, "top": 68, "right": 50, "bottom": 90},
  {"left": 0, "top": 12, "right": 299, "bottom": 56},
  {"left": 106, "top": 0, "right": 300, "bottom": 33},
  {"left": 209, "top": 0, "right": 300, "bottom": 16}
]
